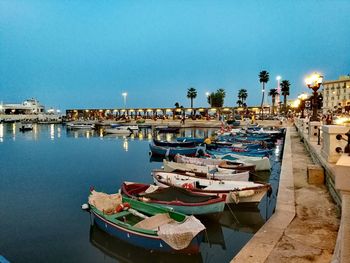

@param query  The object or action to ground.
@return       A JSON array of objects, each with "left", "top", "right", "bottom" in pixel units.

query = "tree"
[
  {"left": 268, "top": 88, "right": 278, "bottom": 115},
  {"left": 186, "top": 87, "right": 197, "bottom": 109},
  {"left": 259, "top": 70, "right": 269, "bottom": 120},
  {"left": 280, "top": 80, "right": 291, "bottom": 115},
  {"left": 174, "top": 102, "right": 180, "bottom": 108},
  {"left": 207, "top": 89, "right": 226, "bottom": 107},
  {"left": 236, "top": 99, "right": 243, "bottom": 107},
  {"left": 238, "top": 89, "right": 248, "bottom": 107}
]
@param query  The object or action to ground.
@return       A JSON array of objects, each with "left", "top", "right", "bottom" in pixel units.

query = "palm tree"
[
  {"left": 236, "top": 99, "right": 243, "bottom": 107},
  {"left": 187, "top": 87, "right": 197, "bottom": 109},
  {"left": 280, "top": 80, "right": 290, "bottom": 115},
  {"left": 238, "top": 89, "right": 248, "bottom": 106},
  {"left": 259, "top": 70, "right": 269, "bottom": 120},
  {"left": 268, "top": 88, "right": 278, "bottom": 115}
]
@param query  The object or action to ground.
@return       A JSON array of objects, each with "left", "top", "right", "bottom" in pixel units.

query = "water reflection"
[
  {"left": 123, "top": 139, "right": 129, "bottom": 152},
  {"left": 0, "top": 123, "right": 3, "bottom": 143},
  {"left": 89, "top": 225, "right": 203, "bottom": 263},
  {"left": 50, "top": 124, "right": 55, "bottom": 140}
]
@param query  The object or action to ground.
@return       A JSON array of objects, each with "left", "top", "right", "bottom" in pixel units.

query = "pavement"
[{"left": 232, "top": 124, "right": 340, "bottom": 263}]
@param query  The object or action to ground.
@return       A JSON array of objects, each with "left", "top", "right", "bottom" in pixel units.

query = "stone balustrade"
[{"left": 321, "top": 125, "right": 349, "bottom": 163}]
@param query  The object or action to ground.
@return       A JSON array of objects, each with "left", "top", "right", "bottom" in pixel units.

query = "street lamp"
[
  {"left": 276, "top": 76, "right": 282, "bottom": 114},
  {"left": 305, "top": 73, "right": 323, "bottom": 121},
  {"left": 298, "top": 93, "right": 308, "bottom": 118},
  {"left": 122, "top": 92, "right": 127, "bottom": 109},
  {"left": 206, "top": 92, "right": 211, "bottom": 107}
]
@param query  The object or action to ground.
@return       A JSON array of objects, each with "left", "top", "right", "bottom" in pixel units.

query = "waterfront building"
[
  {"left": 322, "top": 75, "right": 350, "bottom": 113},
  {"left": 66, "top": 106, "right": 268, "bottom": 121},
  {"left": 0, "top": 98, "right": 45, "bottom": 114}
]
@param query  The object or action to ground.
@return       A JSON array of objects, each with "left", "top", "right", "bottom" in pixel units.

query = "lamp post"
[
  {"left": 122, "top": 92, "right": 127, "bottom": 109},
  {"left": 305, "top": 73, "right": 323, "bottom": 121},
  {"left": 298, "top": 93, "right": 308, "bottom": 118},
  {"left": 206, "top": 92, "right": 211, "bottom": 107},
  {"left": 276, "top": 76, "right": 282, "bottom": 114}
]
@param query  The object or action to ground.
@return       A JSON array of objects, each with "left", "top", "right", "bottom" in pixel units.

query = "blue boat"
[
  {"left": 88, "top": 193, "right": 205, "bottom": 254},
  {"left": 206, "top": 148, "right": 270, "bottom": 157},
  {"left": 176, "top": 137, "right": 205, "bottom": 144},
  {"left": 149, "top": 143, "right": 199, "bottom": 157}
]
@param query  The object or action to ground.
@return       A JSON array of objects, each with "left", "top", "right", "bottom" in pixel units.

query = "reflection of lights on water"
[
  {"left": 156, "top": 134, "right": 161, "bottom": 140},
  {"left": 166, "top": 134, "right": 172, "bottom": 141},
  {"left": 50, "top": 124, "right": 55, "bottom": 140},
  {"left": 275, "top": 145, "right": 280, "bottom": 155},
  {"left": 148, "top": 133, "right": 152, "bottom": 141},
  {"left": 86, "top": 131, "right": 90, "bottom": 139},
  {"left": 130, "top": 134, "right": 135, "bottom": 140},
  {"left": 74, "top": 131, "right": 78, "bottom": 139},
  {"left": 57, "top": 127, "right": 61, "bottom": 138},
  {"left": 99, "top": 129, "right": 104, "bottom": 138},
  {"left": 0, "top": 123, "right": 3, "bottom": 143},
  {"left": 12, "top": 123, "right": 16, "bottom": 135},
  {"left": 138, "top": 132, "right": 143, "bottom": 140},
  {"left": 123, "top": 140, "right": 129, "bottom": 151}
]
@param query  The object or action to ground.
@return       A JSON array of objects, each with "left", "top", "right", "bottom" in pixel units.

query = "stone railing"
[{"left": 294, "top": 118, "right": 350, "bottom": 262}]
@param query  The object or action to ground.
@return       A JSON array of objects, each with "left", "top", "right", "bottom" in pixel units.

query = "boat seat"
[
  {"left": 133, "top": 213, "right": 175, "bottom": 230},
  {"left": 113, "top": 210, "right": 131, "bottom": 219}
]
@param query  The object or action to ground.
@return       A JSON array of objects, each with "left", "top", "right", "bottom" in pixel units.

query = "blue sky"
[{"left": 1, "top": 0, "right": 349, "bottom": 110}]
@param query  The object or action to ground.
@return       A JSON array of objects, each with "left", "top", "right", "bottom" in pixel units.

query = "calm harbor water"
[{"left": 0, "top": 123, "right": 283, "bottom": 263}]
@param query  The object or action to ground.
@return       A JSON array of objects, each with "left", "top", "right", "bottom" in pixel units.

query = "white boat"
[
  {"left": 67, "top": 122, "right": 95, "bottom": 129},
  {"left": 152, "top": 170, "right": 270, "bottom": 204},
  {"left": 111, "top": 124, "right": 139, "bottom": 131},
  {"left": 208, "top": 153, "right": 271, "bottom": 171},
  {"left": 174, "top": 155, "right": 256, "bottom": 171},
  {"left": 104, "top": 126, "right": 133, "bottom": 135},
  {"left": 19, "top": 123, "right": 33, "bottom": 131},
  {"left": 163, "top": 160, "right": 249, "bottom": 181}
]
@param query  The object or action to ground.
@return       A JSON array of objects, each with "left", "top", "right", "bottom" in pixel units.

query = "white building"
[
  {"left": 0, "top": 98, "right": 45, "bottom": 114},
  {"left": 322, "top": 75, "right": 350, "bottom": 113}
]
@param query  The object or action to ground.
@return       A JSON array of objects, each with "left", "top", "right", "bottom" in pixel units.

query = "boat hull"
[
  {"left": 91, "top": 210, "right": 202, "bottom": 253},
  {"left": 149, "top": 143, "right": 198, "bottom": 157}
]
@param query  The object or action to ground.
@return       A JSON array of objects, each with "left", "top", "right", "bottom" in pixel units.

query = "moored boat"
[
  {"left": 174, "top": 154, "right": 256, "bottom": 172},
  {"left": 149, "top": 143, "right": 199, "bottom": 157},
  {"left": 206, "top": 152, "right": 271, "bottom": 171},
  {"left": 121, "top": 182, "right": 225, "bottom": 215},
  {"left": 104, "top": 126, "right": 133, "bottom": 135},
  {"left": 152, "top": 170, "right": 270, "bottom": 205},
  {"left": 19, "top": 123, "right": 33, "bottom": 131},
  {"left": 163, "top": 160, "right": 250, "bottom": 181},
  {"left": 67, "top": 122, "right": 95, "bottom": 129},
  {"left": 86, "top": 190, "right": 205, "bottom": 253},
  {"left": 153, "top": 139, "right": 196, "bottom": 148}
]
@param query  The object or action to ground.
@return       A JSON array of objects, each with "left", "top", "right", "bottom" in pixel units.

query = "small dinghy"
[
  {"left": 85, "top": 189, "right": 205, "bottom": 253},
  {"left": 121, "top": 182, "right": 225, "bottom": 215}
]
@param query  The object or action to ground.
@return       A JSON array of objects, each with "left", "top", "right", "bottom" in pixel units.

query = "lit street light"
[
  {"left": 206, "top": 92, "right": 211, "bottom": 107},
  {"left": 305, "top": 73, "right": 323, "bottom": 121},
  {"left": 122, "top": 92, "right": 127, "bottom": 109},
  {"left": 276, "top": 75, "right": 282, "bottom": 114}
]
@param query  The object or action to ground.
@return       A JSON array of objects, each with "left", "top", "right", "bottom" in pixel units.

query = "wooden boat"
[
  {"left": 66, "top": 122, "right": 95, "bottom": 129},
  {"left": 153, "top": 139, "right": 196, "bottom": 148},
  {"left": 104, "top": 126, "right": 133, "bottom": 135},
  {"left": 226, "top": 120, "right": 240, "bottom": 126},
  {"left": 155, "top": 126, "right": 180, "bottom": 133},
  {"left": 206, "top": 148, "right": 271, "bottom": 157},
  {"left": 163, "top": 160, "right": 249, "bottom": 181},
  {"left": 89, "top": 225, "right": 203, "bottom": 263},
  {"left": 207, "top": 152, "right": 271, "bottom": 171},
  {"left": 87, "top": 190, "right": 205, "bottom": 253},
  {"left": 152, "top": 170, "right": 270, "bottom": 204},
  {"left": 174, "top": 154, "right": 256, "bottom": 172},
  {"left": 149, "top": 143, "right": 199, "bottom": 157},
  {"left": 176, "top": 137, "right": 205, "bottom": 144},
  {"left": 121, "top": 182, "right": 225, "bottom": 215},
  {"left": 19, "top": 123, "right": 33, "bottom": 131}
]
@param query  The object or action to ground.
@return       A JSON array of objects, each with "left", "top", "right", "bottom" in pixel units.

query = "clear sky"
[{"left": 1, "top": 0, "right": 349, "bottom": 110}]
